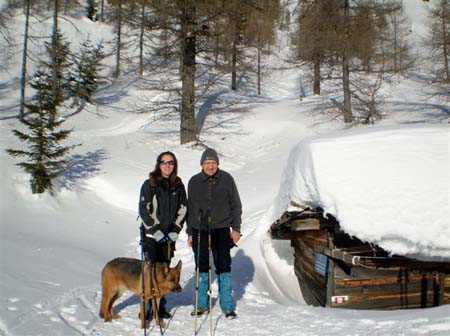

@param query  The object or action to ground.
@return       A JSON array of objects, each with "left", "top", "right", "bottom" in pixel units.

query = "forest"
[{"left": 1, "top": 0, "right": 449, "bottom": 193}]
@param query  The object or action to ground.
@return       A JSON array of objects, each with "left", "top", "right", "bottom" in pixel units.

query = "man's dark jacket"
[{"left": 186, "top": 169, "right": 242, "bottom": 235}]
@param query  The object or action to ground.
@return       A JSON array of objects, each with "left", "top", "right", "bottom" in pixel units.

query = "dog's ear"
[{"left": 175, "top": 260, "right": 182, "bottom": 272}]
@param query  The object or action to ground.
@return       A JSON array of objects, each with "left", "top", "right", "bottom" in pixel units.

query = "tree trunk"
[
  {"left": 231, "top": 3, "right": 239, "bottom": 91},
  {"left": 180, "top": 1, "right": 197, "bottom": 144},
  {"left": 257, "top": 46, "right": 261, "bottom": 96},
  {"left": 257, "top": 8, "right": 261, "bottom": 95},
  {"left": 138, "top": 0, "right": 145, "bottom": 76},
  {"left": 100, "top": 0, "right": 105, "bottom": 22},
  {"left": 114, "top": 0, "right": 122, "bottom": 78},
  {"left": 342, "top": 0, "right": 353, "bottom": 123},
  {"left": 231, "top": 32, "right": 237, "bottom": 90},
  {"left": 393, "top": 14, "right": 398, "bottom": 72},
  {"left": 313, "top": 0, "right": 321, "bottom": 95},
  {"left": 19, "top": 0, "right": 31, "bottom": 120},
  {"left": 214, "top": 33, "right": 220, "bottom": 69},
  {"left": 50, "top": 0, "right": 59, "bottom": 122},
  {"left": 442, "top": 4, "right": 449, "bottom": 82},
  {"left": 313, "top": 53, "right": 321, "bottom": 95}
]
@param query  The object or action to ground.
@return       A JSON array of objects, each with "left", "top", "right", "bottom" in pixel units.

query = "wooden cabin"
[{"left": 270, "top": 206, "right": 450, "bottom": 310}]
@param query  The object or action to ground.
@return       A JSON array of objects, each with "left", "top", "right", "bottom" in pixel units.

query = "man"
[{"left": 187, "top": 148, "right": 242, "bottom": 319}]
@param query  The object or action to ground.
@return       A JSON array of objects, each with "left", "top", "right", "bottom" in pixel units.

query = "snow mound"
[{"left": 277, "top": 124, "right": 450, "bottom": 259}]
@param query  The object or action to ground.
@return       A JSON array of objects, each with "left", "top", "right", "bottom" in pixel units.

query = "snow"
[
  {"left": 1, "top": 2, "right": 450, "bottom": 336},
  {"left": 273, "top": 124, "right": 450, "bottom": 259}
]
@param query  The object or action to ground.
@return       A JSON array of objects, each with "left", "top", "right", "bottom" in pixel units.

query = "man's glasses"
[{"left": 160, "top": 160, "right": 175, "bottom": 166}]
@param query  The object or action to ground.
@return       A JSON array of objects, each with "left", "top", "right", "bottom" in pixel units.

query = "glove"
[
  {"left": 168, "top": 232, "right": 179, "bottom": 242},
  {"left": 153, "top": 230, "right": 165, "bottom": 242}
]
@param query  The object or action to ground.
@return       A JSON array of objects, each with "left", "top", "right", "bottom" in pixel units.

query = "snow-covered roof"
[{"left": 281, "top": 124, "right": 450, "bottom": 259}]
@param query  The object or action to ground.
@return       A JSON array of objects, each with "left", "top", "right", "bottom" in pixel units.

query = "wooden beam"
[{"left": 289, "top": 218, "right": 321, "bottom": 231}]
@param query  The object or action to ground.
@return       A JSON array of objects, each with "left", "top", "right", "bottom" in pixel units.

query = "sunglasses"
[{"left": 160, "top": 160, "right": 175, "bottom": 166}]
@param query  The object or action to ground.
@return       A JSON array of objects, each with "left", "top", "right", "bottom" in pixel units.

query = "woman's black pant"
[
  {"left": 142, "top": 238, "right": 175, "bottom": 315},
  {"left": 143, "top": 238, "right": 175, "bottom": 263}
]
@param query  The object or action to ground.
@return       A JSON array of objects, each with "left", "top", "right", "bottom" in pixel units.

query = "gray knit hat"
[{"left": 201, "top": 148, "right": 219, "bottom": 165}]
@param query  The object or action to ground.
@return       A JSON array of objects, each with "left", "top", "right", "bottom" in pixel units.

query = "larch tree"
[
  {"left": 241, "top": 0, "right": 280, "bottom": 95},
  {"left": 145, "top": 0, "right": 233, "bottom": 144},
  {"left": 108, "top": 0, "right": 123, "bottom": 78},
  {"left": 293, "top": 0, "right": 400, "bottom": 123},
  {"left": 385, "top": 0, "right": 413, "bottom": 73},
  {"left": 293, "top": 0, "right": 341, "bottom": 95},
  {"left": 423, "top": 0, "right": 449, "bottom": 100}
]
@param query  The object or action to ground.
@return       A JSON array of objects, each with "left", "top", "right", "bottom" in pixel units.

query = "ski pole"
[
  {"left": 149, "top": 261, "right": 164, "bottom": 335},
  {"left": 208, "top": 214, "right": 213, "bottom": 336},
  {"left": 194, "top": 228, "right": 201, "bottom": 335},
  {"left": 140, "top": 226, "right": 147, "bottom": 335}
]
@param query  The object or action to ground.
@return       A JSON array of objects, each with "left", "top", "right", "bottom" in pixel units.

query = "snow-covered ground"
[{"left": 1, "top": 2, "right": 450, "bottom": 335}]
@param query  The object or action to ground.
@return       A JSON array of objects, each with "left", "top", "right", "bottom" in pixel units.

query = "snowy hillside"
[{"left": 1, "top": 1, "right": 449, "bottom": 336}]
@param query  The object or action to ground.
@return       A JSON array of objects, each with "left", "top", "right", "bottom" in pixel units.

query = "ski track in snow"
[
  {"left": 28, "top": 282, "right": 450, "bottom": 336},
  {"left": 73, "top": 113, "right": 152, "bottom": 138}
]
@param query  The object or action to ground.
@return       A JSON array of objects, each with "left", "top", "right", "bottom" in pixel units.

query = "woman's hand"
[{"left": 187, "top": 235, "right": 193, "bottom": 247}]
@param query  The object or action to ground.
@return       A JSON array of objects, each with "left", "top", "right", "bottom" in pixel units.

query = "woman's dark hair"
[{"left": 149, "top": 151, "right": 178, "bottom": 189}]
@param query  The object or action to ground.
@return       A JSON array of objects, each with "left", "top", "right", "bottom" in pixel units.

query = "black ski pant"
[{"left": 191, "top": 227, "right": 232, "bottom": 274}]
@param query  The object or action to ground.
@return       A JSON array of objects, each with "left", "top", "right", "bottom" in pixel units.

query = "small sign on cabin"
[
  {"left": 331, "top": 295, "right": 349, "bottom": 304},
  {"left": 314, "top": 252, "right": 328, "bottom": 277}
]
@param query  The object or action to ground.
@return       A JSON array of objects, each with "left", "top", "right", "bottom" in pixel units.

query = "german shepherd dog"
[{"left": 99, "top": 258, "right": 182, "bottom": 328}]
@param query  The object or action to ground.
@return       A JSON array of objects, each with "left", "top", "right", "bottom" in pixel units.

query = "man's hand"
[
  {"left": 230, "top": 230, "right": 241, "bottom": 245},
  {"left": 187, "top": 235, "right": 193, "bottom": 247},
  {"left": 168, "top": 232, "right": 179, "bottom": 242}
]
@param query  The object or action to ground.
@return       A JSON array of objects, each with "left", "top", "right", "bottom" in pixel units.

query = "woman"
[{"left": 139, "top": 151, "right": 187, "bottom": 320}]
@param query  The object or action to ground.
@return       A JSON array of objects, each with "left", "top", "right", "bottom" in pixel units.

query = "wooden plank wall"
[
  {"left": 332, "top": 264, "right": 446, "bottom": 309},
  {"left": 292, "top": 230, "right": 450, "bottom": 310},
  {"left": 292, "top": 231, "right": 329, "bottom": 307},
  {"left": 444, "top": 275, "right": 450, "bottom": 304}
]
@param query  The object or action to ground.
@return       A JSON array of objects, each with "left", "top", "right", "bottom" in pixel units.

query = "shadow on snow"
[{"left": 57, "top": 149, "right": 109, "bottom": 190}]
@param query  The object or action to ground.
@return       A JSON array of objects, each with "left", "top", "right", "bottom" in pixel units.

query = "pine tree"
[
  {"left": 43, "top": 28, "right": 72, "bottom": 107},
  {"left": 70, "top": 39, "right": 105, "bottom": 105},
  {"left": 6, "top": 69, "right": 79, "bottom": 194},
  {"left": 86, "top": 0, "right": 98, "bottom": 21}
]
